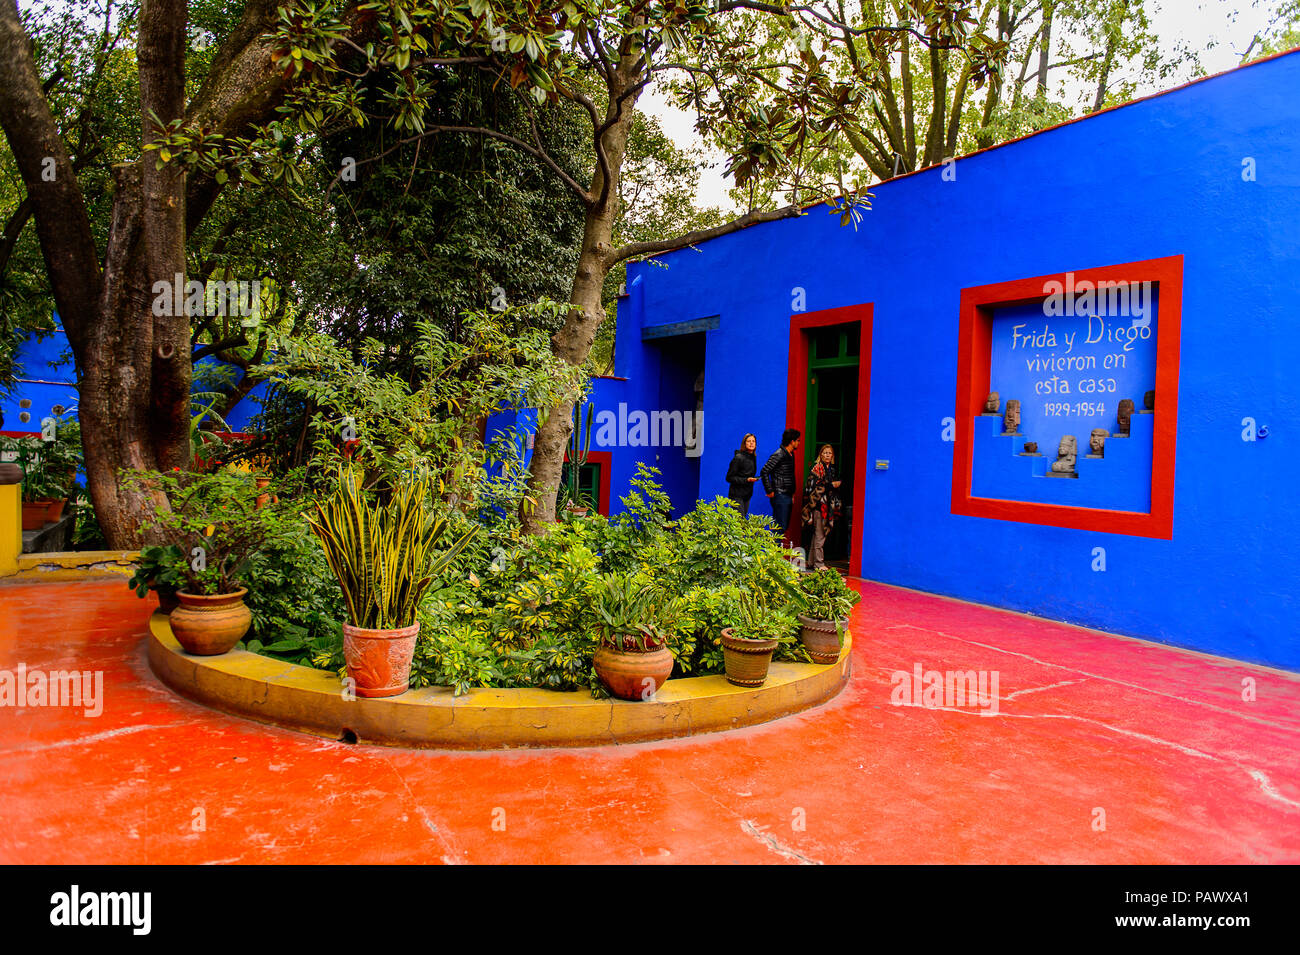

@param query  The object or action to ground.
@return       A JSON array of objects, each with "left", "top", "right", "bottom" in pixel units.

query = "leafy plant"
[
  {"left": 728, "top": 589, "right": 798, "bottom": 643},
  {"left": 307, "top": 463, "right": 477, "bottom": 629},
  {"left": 241, "top": 516, "right": 345, "bottom": 659},
  {"left": 791, "top": 568, "right": 861, "bottom": 623},
  {"left": 2, "top": 418, "right": 81, "bottom": 502},
  {"left": 124, "top": 468, "right": 292, "bottom": 595},
  {"left": 592, "top": 572, "right": 677, "bottom": 653},
  {"left": 127, "top": 544, "right": 185, "bottom": 599}
]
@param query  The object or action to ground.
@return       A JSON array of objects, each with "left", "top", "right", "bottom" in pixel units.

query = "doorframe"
[{"left": 785, "top": 304, "right": 873, "bottom": 578}]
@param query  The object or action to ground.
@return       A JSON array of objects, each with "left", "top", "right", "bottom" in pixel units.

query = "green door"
[{"left": 804, "top": 324, "right": 859, "bottom": 561}]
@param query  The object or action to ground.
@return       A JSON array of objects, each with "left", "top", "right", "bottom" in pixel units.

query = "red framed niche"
[
  {"left": 563, "top": 448, "right": 612, "bottom": 516},
  {"left": 952, "top": 255, "right": 1183, "bottom": 539},
  {"left": 785, "top": 304, "right": 873, "bottom": 578}
]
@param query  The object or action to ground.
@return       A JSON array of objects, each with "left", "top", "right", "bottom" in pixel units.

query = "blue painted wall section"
[
  {"left": 609, "top": 51, "right": 1300, "bottom": 671},
  {"left": 978, "top": 298, "right": 1158, "bottom": 511}
]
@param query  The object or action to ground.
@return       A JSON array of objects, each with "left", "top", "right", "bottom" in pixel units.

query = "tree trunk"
[{"left": 521, "top": 69, "right": 642, "bottom": 534}]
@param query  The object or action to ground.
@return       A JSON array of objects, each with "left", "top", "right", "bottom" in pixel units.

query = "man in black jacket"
[{"left": 760, "top": 428, "right": 800, "bottom": 536}]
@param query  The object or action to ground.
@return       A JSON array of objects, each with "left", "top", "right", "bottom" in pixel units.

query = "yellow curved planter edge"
[{"left": 147, "top": 611, "right": 853, "bottom": 750}]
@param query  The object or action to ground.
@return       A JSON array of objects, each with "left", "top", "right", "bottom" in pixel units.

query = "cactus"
[{"left": 562, "top": 401, "right": 595, "bottom": 511}]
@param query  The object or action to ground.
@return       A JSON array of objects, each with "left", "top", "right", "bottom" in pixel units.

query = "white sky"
[{"left": 641, "top": 0, "right": 1291, "bottom": 212}]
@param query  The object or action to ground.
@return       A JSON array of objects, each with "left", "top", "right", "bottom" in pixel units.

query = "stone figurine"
[
  {"left": 1117, "top": 398, "right": 1135, "bottom": 435},
  {"left": 1144, "top": 390, "right": 1155, "bottom": 411},
  {"left": 1088, "top": 428, "right": 1109, "bottom": 457},
  {"left": 984, "top": 391, "right": 1000, "bottom": 414},
  {"left": 1003, "top": 399, "right": 1020, "bottom": 434},
  {"left": 1050, "top": 436, "right": 1078, "bottom": 473}
]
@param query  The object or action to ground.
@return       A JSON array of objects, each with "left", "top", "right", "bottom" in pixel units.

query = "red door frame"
[
  {"left": 563, "top": 448, "right": 612, "bottom": 516},
  {"left": 785, "top": 304, "right": 873, "bottom": 578},
  {"left": 952, "top": 255, "right": 1183, "bottom": 538}
]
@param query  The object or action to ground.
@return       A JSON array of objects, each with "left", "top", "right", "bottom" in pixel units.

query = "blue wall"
[
  {"left": 608, "top": 51, "right": 1300, "bottom": 671},
  {"left": 2, "top": 316, "right": 270, "bottom": 435}
]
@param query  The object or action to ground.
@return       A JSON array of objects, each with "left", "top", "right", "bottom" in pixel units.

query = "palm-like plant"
[
  {"left": 308, "top": 464, "right": 477, "bottom": 630},
  {"left": 593, "top": 573, "right": 677, "bottom": 652}
]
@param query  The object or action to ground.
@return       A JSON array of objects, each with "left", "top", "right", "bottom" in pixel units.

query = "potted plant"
[
  {"left": 3, "top": 433, "right": 68, "bottom": 529},
  {"left": 720, "top": 590, "right": 797, "bottom": 687},
  {"left": 127, "top": 468, "right": 284, "bottom": 655},
  {"left": 591, "top": 573, "right": 677, "bottom": 701},
  {"left": 789, "top": 568, "right": 860, "bottom": 664},
  {"left": 308, "top": 464, "right": 476, "bottom": 698},
  {"left": 127, "top": 544, "right": 186, "bottom": 613}
]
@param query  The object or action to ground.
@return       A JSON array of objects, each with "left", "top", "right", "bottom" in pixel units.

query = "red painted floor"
[{"left": 1, "top": 576, "right": 1297, "bottom": 864}]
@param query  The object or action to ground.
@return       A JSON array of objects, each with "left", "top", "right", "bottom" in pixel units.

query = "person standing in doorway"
[
  {"left": 760, "top": 428, "right": 800, "bottom": 536},
  {"left": 725, "top": 433, "right": 759, "bottom": 517},
  {"left": 802, "top": 443, "right": 843, "bottom": 570}
]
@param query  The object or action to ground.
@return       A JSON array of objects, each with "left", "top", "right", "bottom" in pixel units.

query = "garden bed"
[{"left": 147, "top": 610, "right": 852, "bottom": 749}]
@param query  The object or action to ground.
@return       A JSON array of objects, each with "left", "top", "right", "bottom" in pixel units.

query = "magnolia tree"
[{"left": 0, "top": 0, "right": 1002, "bottom": 543}]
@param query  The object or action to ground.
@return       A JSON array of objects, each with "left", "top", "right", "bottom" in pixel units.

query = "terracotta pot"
[
  {"left": 796, "top": 614, "right": 846, "bottom": 665},
  {"left": 22, "top": 501, "right": 51, "bottom": 531},
  {"left": 343, "top": 621, "right": 420, "bottom": 698},
  {"left": 593, "top": 644, "right": 674, "bottom": 701},
  {"left": 45, "top": 498, "right": 67, "bottom": 522},
  {"left": 155, "top": 586, "right": 181, "bottom": 614},
  {"left": 170, "top": 588, "right": 252, "bottom": 655},
  {"left": 720, "top": 627, "right": 779, "bottom": 687},
  {"left": 254, "top": 476, "right": 272, "bottom": 510}
]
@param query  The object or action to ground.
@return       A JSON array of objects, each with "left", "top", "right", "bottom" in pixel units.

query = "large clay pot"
[
  {"left": 45, "top": 498, "right": 66, "bottom": 523},
  {"left": 720, "top": 627, "right": 779, "bottom": 687},
  {"left": 170, "top": 589, "right": 252, "bottom": 655},
  {"left": 22, "top": 502, "right": 50, "bottom": 531},
  {"left": 343, "top": 621, "right": 420, "bottom": 698},
  {"left": 593, "top": 644, "right": 674, "bottom": 701},
  {"left": 796, "top": 614, "right": 846, "bottom": 665}
]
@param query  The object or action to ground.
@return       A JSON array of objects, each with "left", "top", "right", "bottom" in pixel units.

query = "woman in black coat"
[{"left": 726, "top": 433, "right": 759, "bottom": 517}]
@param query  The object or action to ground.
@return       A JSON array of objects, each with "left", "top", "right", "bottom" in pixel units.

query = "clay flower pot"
[
  {"left": 796, "top": 614, "right": 846, "bottom": 665},
  {"left": 343, "top": 621, "right": 420, "bottom": 698},
  {"left": 170, "top": 588, "right": 252, "bottom": 655},
  {"left": 45, "top": 499, "right": 67, "bottom": 523},
  {"left": 593, "top": 644, "right": 674, "bottom": 701},
  {"left": 22, "top": 502, "right": 51, "bottom": 530},
  {"left": 720, "top": 627, "right": 779, "bottom": 687}
]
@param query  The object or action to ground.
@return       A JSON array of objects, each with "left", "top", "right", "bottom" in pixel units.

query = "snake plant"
[{"left": 308, "top": 464, "right": 476, "bottom": 630}]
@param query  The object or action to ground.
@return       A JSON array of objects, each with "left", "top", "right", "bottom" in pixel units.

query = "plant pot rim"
[
  {"left": 597, "top": 642, "right": 670, "bottom": 655},
  {"left": 720, "top": 627, "right": 781, "bottom": 646},
  {"left": 176, "top": 587, "right": 248, "bottom": 602},
  {"left": 796, "top": 613, "right": 848, "bottom": 627},
  {"left": 342, "top": 620, "right": 421, "bottom": 639}
]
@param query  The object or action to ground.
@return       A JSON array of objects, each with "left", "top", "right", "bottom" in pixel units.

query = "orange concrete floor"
[{"left": 1, "top": 576, "right": 1297, "bottom": 864}]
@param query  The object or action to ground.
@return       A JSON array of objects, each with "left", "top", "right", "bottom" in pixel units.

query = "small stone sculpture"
[
  {"left": 1088, "top": 428, "right": 1109, "bottom": 457},
  {"left": 1144, "top": 390, "right": 1155, "bottom": 411},
  {"left": 1117, "top": 398, "right": 1135, "bottom": 435},
  {"left": 1003, "top": 399, "right": 1020, "bottom": 434},
  {"left": 984, "top": 391, "right": 1000, "bottom": 414},
  {"left": 1050, "top": 435, "right": 1077, "bottom": 473},
  {"left": 1023, "top": 441, "right": 1039, "bottom": 454}
]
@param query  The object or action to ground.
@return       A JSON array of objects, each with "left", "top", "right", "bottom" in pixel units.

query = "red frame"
[
  {"left": 564, "top": 448, "right": 612, "bottom": 516},
  {"left": 952, "top": 255, "right": 1183, "bottom": 539},
  {"left": 785, "top": 304, "right": 873, "bottom": 578}
]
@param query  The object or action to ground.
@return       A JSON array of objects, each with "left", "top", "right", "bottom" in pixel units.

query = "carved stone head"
[
  {"left": 1117, "top": 398, "right": 1135, "bottom": 434},
  {"left": 1023, "top": 441, "right": 1038, "bottom": 454},
  {"left": 1003, "top": 399, "right": 1020, "bottom": 433},
  {"left": 985, "top": 391, "right": 1000, "bottom": 414},
  {"left": 1089, "top": 428, "right": 1109, "bottom": 455},
  {"left": 1051, "top": 435, "right": 1077, "bottom": 472},
  {"left": 1144, "top": 390, "right": 1155, "bottom": 411}
]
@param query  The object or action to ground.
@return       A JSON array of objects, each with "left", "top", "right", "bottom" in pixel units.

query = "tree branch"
[{"left": 608, "top": 203, "right": 805, "bottom": 267}]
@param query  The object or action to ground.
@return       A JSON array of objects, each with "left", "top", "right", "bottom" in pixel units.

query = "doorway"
[
  {"left": 785, "top": 304, "right": 872, "bottom": 578},
  {"left": 802, "top": 324, "right": 859, "bottom": 567}
]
